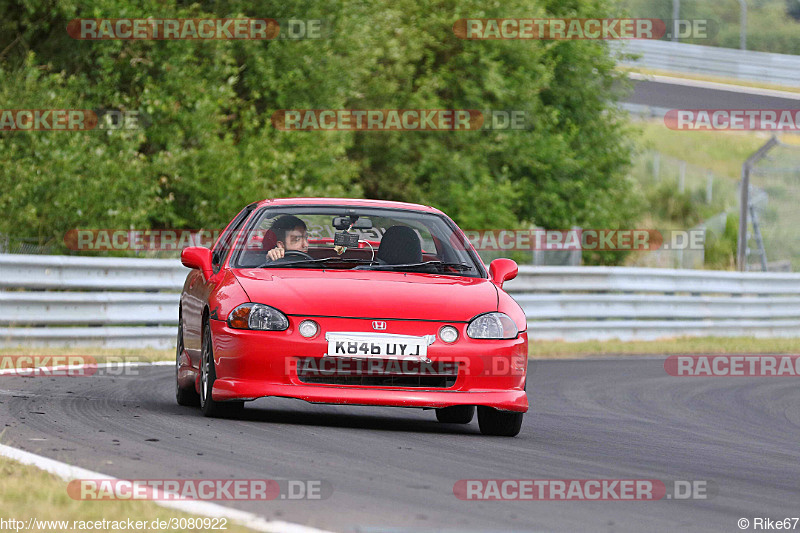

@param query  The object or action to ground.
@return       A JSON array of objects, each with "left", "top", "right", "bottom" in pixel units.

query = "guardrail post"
[
  {"left": 653, "top": 152, "right": 660, "bottom": 181},
  {"left": 738, "top": 136, "right": 779, "bottom": 271},
  {"left": 672, "top": 0, "right": 680, "bottom": 42},
  {"left": 738, "top": 0, "right": 747, "bottom": 50}
]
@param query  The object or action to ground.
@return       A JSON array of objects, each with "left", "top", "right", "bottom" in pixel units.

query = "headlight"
[
  {"left": 438, "top": 325, "right": 459, "bottom": 343},
  {"left": 298, "top": 319, "right": 319, "bottom": 338},
  {"left": 466, "top": 312, "right": 518, "bottom": 339},
  {"left": 228, "top": 303, "right": 289, "bottom": 331}
]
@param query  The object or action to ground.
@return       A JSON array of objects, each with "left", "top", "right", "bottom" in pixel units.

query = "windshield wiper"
[
  {"left": 364, "top": 261, "right": 474, "bottom": 272},
  {"left": 256, "top": 257, "right": 378, "bottom": 269}
]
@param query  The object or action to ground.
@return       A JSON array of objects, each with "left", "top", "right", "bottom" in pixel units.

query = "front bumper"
[{"left": 208, "top": 316, "right": 528, "bottom": 412}]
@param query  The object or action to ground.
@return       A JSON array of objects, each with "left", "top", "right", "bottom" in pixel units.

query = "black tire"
[
  {"left": 435, "top": 405, "right": 475, "bottom": 424},
  {"left": 175, "top": 318, "right": 200, "bottom": 407},
  {"left": 477, "top": 406, "right": 523, "bottom": 437},
  {"left": 200, "top": 319, "right": 244, "bottom": 418}
]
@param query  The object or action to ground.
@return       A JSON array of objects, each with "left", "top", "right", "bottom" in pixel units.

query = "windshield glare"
[{"left": 230, "top": 206, "right": 483, "bottom": 277}]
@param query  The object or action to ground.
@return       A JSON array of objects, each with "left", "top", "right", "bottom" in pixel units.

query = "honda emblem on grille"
[{"left": 372, "top": 321, "right": 387, "bottom": 330}]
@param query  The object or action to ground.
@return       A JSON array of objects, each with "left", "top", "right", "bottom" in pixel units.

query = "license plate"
[{"left": 325, "top": 332, "right": 431, "bottom": 360}]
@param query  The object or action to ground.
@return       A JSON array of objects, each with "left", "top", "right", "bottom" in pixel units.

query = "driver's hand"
[{"left": 267, "top": 247, "right": 285, "bottom": 261}]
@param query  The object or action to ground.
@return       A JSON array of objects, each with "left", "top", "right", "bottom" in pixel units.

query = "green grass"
[
  {"left": 634, "top": 121, "right": 770, "bottom": 179},
  {"left": 621, "top": 67, "right": 800, "bottom": 94},
  {"left": 0, "top": 456, "right": 257, "bottom": 533},
  {"left": 0, "top": 346, "right": 265, "bottom": 532},
  {"left": 628, "top": 122, "right": 800, "bottom": 269},
  {"left": 530, "top": 336, "right": 800, "bottom": 358},
  {"left": 2, "top": 340, "right": 796, "bottom": 362}
]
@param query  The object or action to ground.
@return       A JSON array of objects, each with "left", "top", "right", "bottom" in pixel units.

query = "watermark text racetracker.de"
[
  {"left": 66, "top": 18, "right": 329, "bottom": 40},
  {"left": 68, "top": 18, "right": 279, "bottom": 40},
  {"left": 665, "top": 109, "right": 800, "bottom": 131},
  {"left": 453, "top": 479, "right": 715, "bottom": 500},
  {"left": 453, "top": 18, "right": 714, "bottom": 40},
  {"left": 665, "top": 355, "right": 800, "bottom": 377},
  {"left": 0, "top": 355, "right": 152, "bottom": 377},
  {"left": 461, "top": 229, "right": 703, "bottom": 252},
  {"left": 63, "top": 228, "right": 705, "bottom": 252},
  {"left": 0, "top": 109, "right": 146, "bottom": 131},
  {"left": 68, "top": 479, "right": 333, "bottom": 501},
  {"left": 64, "top": 229, "right": 225, "bottom": 251},
  {"left": 270, "top": 109, "right": 530, "bottom": 131},
  {"left": 291, "top": 354, "right": 527, "bottom": 378}
]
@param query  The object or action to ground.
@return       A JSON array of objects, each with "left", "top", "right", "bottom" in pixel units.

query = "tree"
[
  {"left": 788, "top": 0, "right": 800, "bottom": 21},
  {"left": 1, "top": 0, "right": 640, "bottom": 264}
]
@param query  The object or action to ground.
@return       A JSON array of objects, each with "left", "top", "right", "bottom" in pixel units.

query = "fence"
[
  {"left": 613, "top": 40, "right": 800, "bottom": 87},
  {"left": 1, "top": 254, "right": 799, "bottom": 346},
  {"left": 743, "top": 141, "right": 800, "bottom": 272},
  {"left": 626, "top": 151, "right": 740, "bottom": 270}
]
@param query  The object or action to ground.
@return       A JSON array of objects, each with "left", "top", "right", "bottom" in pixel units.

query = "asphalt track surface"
[
  {"left": 625, "top": 80, "right": 800, "bottom": 110},
  {"left": 2, "top": 358, "right": 799, "bottom": 532}
]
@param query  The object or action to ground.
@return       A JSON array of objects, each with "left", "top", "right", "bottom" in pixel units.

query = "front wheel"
[
  {"left": 435, "top": 405, "right": 475, "bottom": 424},
  {"left": 175, "top": 320, "right": 200, "bottom": 407},
  {"left": 200, "top": 319, "right": 244, "bottom": 418},
  {"left": 477, "top": 406, "right": 523, "bottom": 437}
]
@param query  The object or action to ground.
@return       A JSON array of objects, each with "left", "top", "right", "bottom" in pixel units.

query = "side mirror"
[
  {"left": 489, "top": 258, "right": 518, "bottom": 288},
  {"left": 181, "top": 247, "right": 213, "bottom": 280}
]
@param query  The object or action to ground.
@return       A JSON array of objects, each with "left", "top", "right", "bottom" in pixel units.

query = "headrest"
[{"left": 376, "top": 226, "right": 422, "bottom": 265}]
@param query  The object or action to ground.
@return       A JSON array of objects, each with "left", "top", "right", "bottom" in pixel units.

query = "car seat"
[{"left": 376, "top": 226, "right": 422, "bottom": 265}]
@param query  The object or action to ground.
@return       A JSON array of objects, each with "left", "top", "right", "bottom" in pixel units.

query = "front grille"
[{"left": 296, "top": 357, "right": 458, "bottom": 388}]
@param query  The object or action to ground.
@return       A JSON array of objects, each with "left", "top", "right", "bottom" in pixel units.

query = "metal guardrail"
[
  {"left": 613, "top": 40, "right": 800, "bottom": 87},
  {"left": 0, "top": 292, "right": 177, "bottom": 324},
  {"left": 506, "top": 266, "right": 800, "bottom": 341},
  {"left": 618, "top": 102, "right": 671, "bottom": 119},
  {"left": 0, "top": 254, "right": 186, "bottom": 291},
  {"left": 2, "top": 255, "right": 800, "bottom": 346},
  {"left": 505, "top": 266, "right": 800, "bottom": 295},
  {"left": 0, "top": 326, "right": 177, "bottom": 348},
  {"left": 0, "top": 254, "right": 183, "bottom": 348}
]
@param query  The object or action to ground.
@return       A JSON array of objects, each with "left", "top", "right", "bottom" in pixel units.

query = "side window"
[
  {"left": 212, "top": 206, "right": 255, "bottom": 273},
  {"left": 413, "top": 225, "right": 435, "bottom": 255}
]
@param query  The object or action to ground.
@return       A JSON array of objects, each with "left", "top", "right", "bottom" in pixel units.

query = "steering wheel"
[
  {"left": 257, "top": 250, "right": 314, "bottom": 268},
  {"left": 280, "top": 250, "right": 314, "bottom": 261}
]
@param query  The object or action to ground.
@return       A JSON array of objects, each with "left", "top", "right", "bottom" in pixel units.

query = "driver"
[{"left": 265, "top": 215, "right": 309, "bottom": 261}]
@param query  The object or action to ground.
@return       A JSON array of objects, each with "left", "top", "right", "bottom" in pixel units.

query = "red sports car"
[{"left": 176, "top": 198, "right": 528, "bottom": 436}]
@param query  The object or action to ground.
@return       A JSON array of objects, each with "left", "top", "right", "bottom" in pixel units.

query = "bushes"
[
  {"left": 1, "top": 0, "right": 639, "bottom": 263},
  {"left": 704, "top": 213, "right": 739, "bottom": 270}
]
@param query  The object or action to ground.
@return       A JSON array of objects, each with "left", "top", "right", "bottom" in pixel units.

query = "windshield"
[{"left": 230, "top": 205, "right": 484, "bottom": 277}]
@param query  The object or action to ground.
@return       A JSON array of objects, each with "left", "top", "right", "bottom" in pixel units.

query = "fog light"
[
  {"left": 299, "top": 320, "right": 319, "bottom": 338},
  {"left": 439, "top": 325, "right": 459, "bottom": 343}
]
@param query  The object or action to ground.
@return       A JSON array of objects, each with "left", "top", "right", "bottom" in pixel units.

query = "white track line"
[
  {"left": 0, "top": 361, "right": 337, "bottom": 533},
  {"left": 627, "top": 72, "right": 800, "bottom": 100}
]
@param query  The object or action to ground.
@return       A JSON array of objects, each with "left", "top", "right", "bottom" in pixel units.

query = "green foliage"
[
  {"left": 704, "top": 212, "right": 739, "bottom": 270},
  {"left": 788, "top": 0, "right": 800, "bottom": 20},
  {"left": 630, "top": 148, "right": 741, "bottom": 270},
  {"left": 646, "top": 181, "right": 703, "bottom": 226},
  {"left": 1, "top": 0, "right": 639, "bottom": 265}
]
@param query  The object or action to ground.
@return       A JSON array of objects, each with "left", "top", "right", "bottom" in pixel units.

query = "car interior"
[{"left": 235, "top": 223, "right": 442, "bottom": 268}]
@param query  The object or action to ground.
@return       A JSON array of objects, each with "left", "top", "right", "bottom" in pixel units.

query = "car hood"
[{"left": 231, "top": 269, "right": 498, "bottom": 321}]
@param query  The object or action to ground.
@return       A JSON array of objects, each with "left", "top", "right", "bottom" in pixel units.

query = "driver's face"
[{"left": 280, "top": 227, "right": 309, "bottom": 252}]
